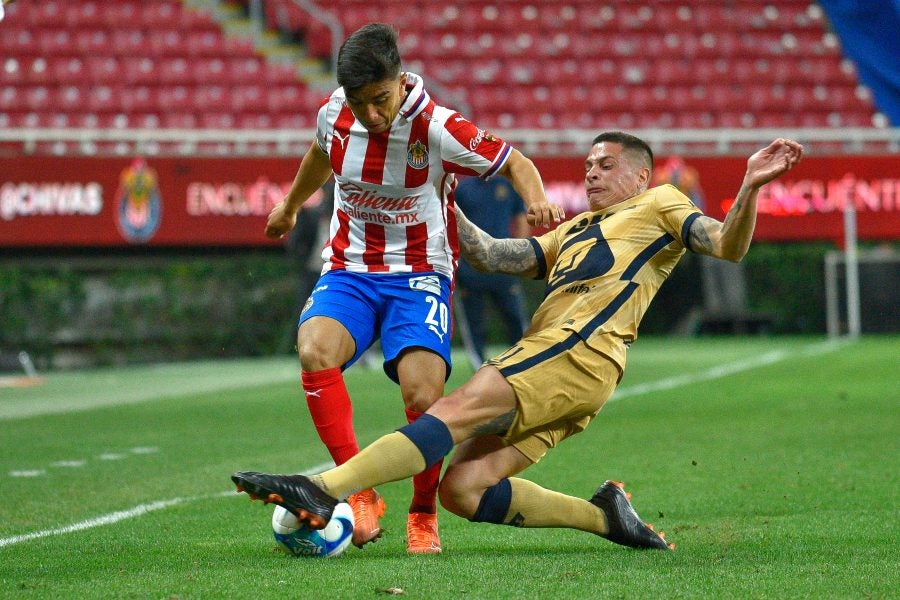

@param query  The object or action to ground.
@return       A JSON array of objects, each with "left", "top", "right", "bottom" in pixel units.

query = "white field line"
[
  {"left": 0, "top": 462, "right": 334, "bottom": 549},
  {"left": 1, "top": 338, "right": 849, "bottom": 548},
  {"left": 612, "top": 338, "right": 848, "bottom": 401},
  {"left": 0, "top": 358, "right": 301, "bottom": 421}
]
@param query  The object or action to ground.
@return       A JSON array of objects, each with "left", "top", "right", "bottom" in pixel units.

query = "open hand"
[{"left": 745, "top": 138, "right": 804, "bottom": 188}]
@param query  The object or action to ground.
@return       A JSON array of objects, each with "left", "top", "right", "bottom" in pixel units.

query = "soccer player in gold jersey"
[{"left": 232, "top": 133, "right": 804, "bottom": 550}]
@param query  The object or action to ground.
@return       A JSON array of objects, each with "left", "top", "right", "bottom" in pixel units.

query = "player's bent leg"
[
  {"left": 439, "top": 436, "right": 532, "bottom": 519},
  {"left": 427, "top": 366, "right": 520, "bottom": 442},
  {"left": 298, "top": 316, "right": 387, "bottom": 545},
  {"left": 441, "top": 436, "right": 671, "bottom": 549},
  {"left": 396, "top": 349, "right": 447, "bottom": 554},
  {"left": 232, "top": 369, "right": 515, "bottom": 535},
  {"left": 297, "top": 318, "right": 360, "bottom": 466},
  {"left": 403, "top": 408, "right": 443, "bottom": 554},
  {"left": 589, "top": 481, "right": 674, "bottom": 550},
  {"left": 442, "top": 439, "right": 604, "bottom": 532}
]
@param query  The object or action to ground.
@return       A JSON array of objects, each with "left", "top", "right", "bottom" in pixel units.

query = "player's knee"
[
  {"left": 297, "top": 335, "right": 344, "bottom": 371},
  {"left": 401, "top": 386, "right": 440, "bottom": 413},
  {"left": 441, "top": 474, "right": 513, "bottom": 524},
  {"left": 398, "top": 372, "right": 444, "bottom": 413},
  {"left": 437, "top": 470, "right": 481, "bottom": 519}
]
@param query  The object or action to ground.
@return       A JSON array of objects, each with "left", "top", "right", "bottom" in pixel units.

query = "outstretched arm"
[
  {"left": 689, "top": 138, "right": 804, "bottom": 261},
  {"left": 455, "top": 204, "right": 539, "bottom": 277},
  {"left": 496, "top": 149, "right": 565, "bottom": 228},
  {"left": 265, "top": 141, "right": 334, "bottom": 239}
]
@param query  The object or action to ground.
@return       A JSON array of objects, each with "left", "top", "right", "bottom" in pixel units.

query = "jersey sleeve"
[
  {"left": 654, "top": 184, "right": 703, "bottom": 252},
  {"left": 528, "top": 218, "right": 575, "bottom": 280},
  {"left": 315, "top": 99, "right": 330, "bottom": 153},
  {"left": 438, "top": 114, "right": 512, "bottom": 179}
]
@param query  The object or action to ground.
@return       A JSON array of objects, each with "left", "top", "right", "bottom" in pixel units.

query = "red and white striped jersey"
[{"left": 315, "top": 72, "right": 512, "bottom": 279}]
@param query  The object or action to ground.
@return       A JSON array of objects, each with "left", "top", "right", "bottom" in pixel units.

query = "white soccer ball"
[{"left": 271, "top": 502, "right": 354, "bottom": 558}]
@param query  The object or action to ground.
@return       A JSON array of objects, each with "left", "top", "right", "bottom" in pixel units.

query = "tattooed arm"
[
  {"left": 689, "top": 138, "right": 804, "bottom": 261},
  {"left": 455, "top": 204, "right": 540, "bottom": 277}
]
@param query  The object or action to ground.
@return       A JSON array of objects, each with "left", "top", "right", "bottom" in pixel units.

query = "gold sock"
[
  {"left": 316, "top": 432, "right": 427, "bottom": 499},
  {"left": 504, "top": 478, "right": 607, "bottom": 535}
]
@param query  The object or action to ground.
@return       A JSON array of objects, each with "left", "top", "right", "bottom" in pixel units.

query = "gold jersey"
[{"left": 527, "top": 184, "right": 702, "bottom": 371}]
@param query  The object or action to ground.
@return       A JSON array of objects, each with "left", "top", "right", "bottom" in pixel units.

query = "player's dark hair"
[
  {"left": 336, "top": 23, "right": 402, "bottom": 92},
  {"left": 592, "top": 131, "right": 654, "bottom": 172}
]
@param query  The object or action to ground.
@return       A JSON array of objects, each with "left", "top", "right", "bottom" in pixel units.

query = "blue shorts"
[{"left": 298, "top": 270, "right": 453, "bottom": 383}]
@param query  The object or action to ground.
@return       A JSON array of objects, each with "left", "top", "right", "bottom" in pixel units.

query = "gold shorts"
[{"left": 485, "top": 329, "right": 620, "bottom": 463}]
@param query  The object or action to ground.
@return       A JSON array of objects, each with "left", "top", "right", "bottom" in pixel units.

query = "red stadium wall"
[{"left": 1, "top": 155, "right": 897, "bottom": 247}]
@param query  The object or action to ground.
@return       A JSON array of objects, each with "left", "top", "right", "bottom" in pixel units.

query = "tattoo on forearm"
[
  {"left": 471, "top": 409, "right": 517, "bottom": 437},
  {"left": 723, "top": 185, "right": 751, "bottom": 225},
  {"left": 487, "top": 238, "right": 537, "bottom": 274},
  {"left": 689, "top": 219, "right": 714, "bottom": 253},
  {"left": 456, "top": 209, "right": 537, "bottom": 275},
  {"left": 694, "top": 182, "right": 758, "bottom": 260}
]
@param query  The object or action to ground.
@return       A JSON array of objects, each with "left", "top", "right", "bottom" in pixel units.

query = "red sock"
[
  {"left": 406, "top": 408, "right": 442, "bottom": 514},
  {"left": 301, "top": 368, "right": 359, "bottom": 466}
]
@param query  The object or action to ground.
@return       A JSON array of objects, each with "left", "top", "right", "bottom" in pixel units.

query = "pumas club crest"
[{"left": 407, "top": 140, "right": 429, "bottom": 170}]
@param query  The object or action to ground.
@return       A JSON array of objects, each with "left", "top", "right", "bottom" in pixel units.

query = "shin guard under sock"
[
  {"left": 406, "top": 408, "right": 442, "bottom": 514},
  {"left": 472, "top": 478, "right": 605, "bottom": 534},
  {"left": 318, "top": 413, "right": 452, "bottom": 500},
  {"left": 301, "top": 368, "right": 358, "bottom": 465}
]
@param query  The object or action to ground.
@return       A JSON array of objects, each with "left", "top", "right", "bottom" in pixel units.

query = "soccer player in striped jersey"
[
  {"left": 236, "top": 133, "right": 803, "bottom": 551},
  {"left": 262, "top": 23, "right": 562, "bottom": 554}
]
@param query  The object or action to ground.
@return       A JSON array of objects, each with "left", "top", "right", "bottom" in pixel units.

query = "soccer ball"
[{"left": 271, "top": 502, "right": 354, "bottom": 558}]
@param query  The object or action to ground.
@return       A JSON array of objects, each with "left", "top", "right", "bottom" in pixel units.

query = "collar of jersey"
[
  {"left": 399, "top": 72, "right": 430, "bottom": 121},
  {"left": 593, "top": 189, "right": 648, "bottom": 216}
]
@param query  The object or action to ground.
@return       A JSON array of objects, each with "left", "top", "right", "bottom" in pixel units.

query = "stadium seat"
[
  {"left": 84, "top": 56, "right": 122, "bottom": 84},
  {"left": 25, "top": 1, "right": 65, "bottom": 27},
  {"left": 121, "top": 57, "right": 159, "bottom": 85},
  {"left": 155, "top": 86, "right": 194, "bottom": 112},
  {"left": 140, "top": 1, "right": 183, "bottom": 29},
  {"left": 161, "top": 111, "right": 199, "bottom": 129},
  {"left": 200, "top": 112, "right": 236, "bottom": 129},
  {"left": 64, "top": 1, "right": 103, "bottom": 27},
  {"left": 0, "top": 58, "right": 26, "bottom": 85},
  {"left": 48, "top": 57, "right": 86, "bottom": 85},
  {"left": 192, "top": 58, "right": 227, "bottom": 84},
  {"left": 193, "top": 85, "right": 230, "bottom": 113},
  {"left": 148, "top": 29, "right": 190, "bottom": 56},
  {"left": 99, "top": 2, "right": 140, "bottom": 28},
  {"left": 237, "top": 112, "right": 275, "bottom": 129},
  {"left": 274, "top": 112, "right": 313, "bottom": 129},
  {"left": 110, "top": 30, "right": 149, "bottom": 57},
  {"left": 0, "top": 0, "right": 878, "bottom": 133},
  {"left": 228, "top": 57, "right": 265, "bottom": 82},
  {"left": 158, "top": 57, "right": 193, "bottom": 85},
  {"left": 231, "top": 84, "right": 267, "bottom": 112}
]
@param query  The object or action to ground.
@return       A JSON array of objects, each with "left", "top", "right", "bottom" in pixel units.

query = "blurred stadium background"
[{"left": 0, "top": 0, "right": 898, "bottom": 372}]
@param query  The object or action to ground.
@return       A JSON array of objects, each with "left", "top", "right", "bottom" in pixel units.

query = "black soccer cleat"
[
  {"left": 231, "top": 471, "right": 338, "bottom": 529},
  {"left": 590, "top": 480, "right": 674, "bottom": 550}
]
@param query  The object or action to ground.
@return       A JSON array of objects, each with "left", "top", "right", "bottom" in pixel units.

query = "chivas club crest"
[
  {"left": 115, "top": 158, "right": 162, "bottom": 243},
  {"left": 407, "top": 140, "right": 429, "bottom": 170}
]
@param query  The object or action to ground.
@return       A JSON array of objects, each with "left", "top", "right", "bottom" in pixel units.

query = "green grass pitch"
[{"left": 1, "top": 336, "right": 897, "bottom": 598}]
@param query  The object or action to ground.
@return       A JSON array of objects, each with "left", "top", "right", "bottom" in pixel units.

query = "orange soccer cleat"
[
  {"left": 347, "top": 488, "right": 387, "bottom": 548},
  {"left": 406, "top": 512, "right": 442, "bottom": 554}
]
